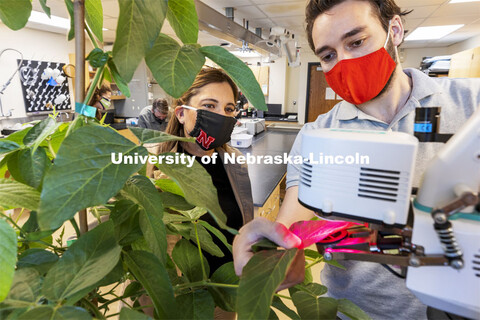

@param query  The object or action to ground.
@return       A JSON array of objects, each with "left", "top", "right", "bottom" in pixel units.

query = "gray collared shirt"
[
  {"left": 286, "top": 68, "right": 479, "bottom": 320},
  {"left": 137, "top": 106, "right": 168, "bottom": 131}
]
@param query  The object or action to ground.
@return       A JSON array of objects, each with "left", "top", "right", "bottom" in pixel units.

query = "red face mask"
[{"left": 325, "top": 26, "right": 396, "bottom": 105}]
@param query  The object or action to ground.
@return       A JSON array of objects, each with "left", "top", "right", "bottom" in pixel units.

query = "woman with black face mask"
[{"left": 153, "top": 67, "right": 254, "bottom": 268}]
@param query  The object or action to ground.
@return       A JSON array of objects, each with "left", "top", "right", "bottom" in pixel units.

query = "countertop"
[{"left": 235, "top": 127, "right": 300, "bottom": 207}]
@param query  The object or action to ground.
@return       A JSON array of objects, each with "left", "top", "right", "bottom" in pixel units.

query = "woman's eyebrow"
[{"left": 199, "top": 98, "right": 218, "bottom": 104}]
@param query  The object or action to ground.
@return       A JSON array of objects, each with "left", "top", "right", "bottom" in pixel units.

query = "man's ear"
[
  {"left": 391, "top": 15, "right": 404, "bottom": 47},
  {"left": 174, "top": 106, "right": 185, "bottom": 124}
]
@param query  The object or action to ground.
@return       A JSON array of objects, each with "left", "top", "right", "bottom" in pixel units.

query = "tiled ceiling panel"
[
  {"left": 257, "top": 2, "right": 306, "bottom": 17},
  {"left": 431, "top": 2, "right": 480, "bottom": 17},
  {"left": 406, "top": 5, "right": 441, "bottom": 19}
]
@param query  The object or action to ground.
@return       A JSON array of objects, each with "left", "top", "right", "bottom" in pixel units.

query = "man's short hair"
[
  {"left": 152, "top": 98, "right": 169, "bottom": 114},
  {"left": 305, "top": 0, "right": 412, "bottom": 52}
]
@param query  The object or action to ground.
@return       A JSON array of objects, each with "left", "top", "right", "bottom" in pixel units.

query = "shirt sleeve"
[
  {"left": 137, "top": 114, "right": 147, "bottom": 128},
  {"left": 286, "top": 126, "right": 306, "bottom": 190}
]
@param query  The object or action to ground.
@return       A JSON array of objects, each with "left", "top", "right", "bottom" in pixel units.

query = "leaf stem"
[
  {"left": 84, "top": 65, "right": 105, "bottom": 105},
  {"left": 204, "top": 282, "right": 238, "bottom": 289},
  {"left": 81, "top": 297, "right": 105, "bottom": 320},
  {"left": 305, "top": 258, "right": 323, "bottom": 269},
  {"left": 70, "top": 218, "right": 81, "bottom": 239},
  {"left": 85, "top": 24, "right": 99, "bottom": 49},
  {"left": 14, "top": 208, "right": 25, "bottom": 224},
  {"left": 194, "top": 222, "right": 208, "bottom": 281},
  {"left": 0, "top": 211, "right": 26, "bottom": 237},
  {"left": 274, "top": 293, "right": 292, "bottom": 300},
  {"left": 47, "top": 139, "right": 56, "bottom": 158}
]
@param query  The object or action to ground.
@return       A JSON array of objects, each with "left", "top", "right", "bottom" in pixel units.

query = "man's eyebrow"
[
  {"left": 314, "top": 26, "right": 367, "bottom": 56},
  {"left": 341, "top": 26, "right": 367, "bottom": 41}
]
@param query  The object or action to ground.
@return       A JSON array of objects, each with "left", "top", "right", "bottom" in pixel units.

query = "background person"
[
  {"left": 137, "top": 98, "right": 169, "bottom": 131},
  {"left": 232, "top": 0, "right": 480, "bottom": 319},
  {"left": 87, "top": 84, "right": 112, "bottom": 121}
]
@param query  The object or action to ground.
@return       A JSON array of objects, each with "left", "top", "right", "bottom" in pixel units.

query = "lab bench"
[{"left": 235, "top": 127, "right": 300, "bottom": 221}]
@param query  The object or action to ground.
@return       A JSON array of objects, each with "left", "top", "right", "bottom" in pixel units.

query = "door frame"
[{"left": 305, "top": 62, "right": 322, "bottom": 123}]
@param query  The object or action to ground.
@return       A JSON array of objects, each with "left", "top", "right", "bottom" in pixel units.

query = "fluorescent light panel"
[
  {"left": 231, "top": 50, "right": 262, "bottom": 58},
  {"left": 405, "top": 25, "right": 464, "bottom": 41},
  {"left": 28, "top": 11, "right": 108, "bottom": 31}
]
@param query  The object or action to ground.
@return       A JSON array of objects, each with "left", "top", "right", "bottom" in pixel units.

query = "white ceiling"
[{"left": 30, "top": 0, "right": 480, "bottom": 51}]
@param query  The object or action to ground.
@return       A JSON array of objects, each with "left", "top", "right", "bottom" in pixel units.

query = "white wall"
[
  {"left": 0, "top": 25, "right": 78, "bottom": 119},
  {"left": 448, "top": 34, "right": 480, "bottom": 54},
  {"left": 400, "top": 47, "right": 449, "bottom": 68}
]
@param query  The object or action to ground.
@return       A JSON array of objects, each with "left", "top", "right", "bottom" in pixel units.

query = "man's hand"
[{"left": 232, "top": 217, "right": 302, "bottom": 276}]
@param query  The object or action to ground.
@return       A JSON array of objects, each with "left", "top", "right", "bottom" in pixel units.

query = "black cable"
[{"left": 381, "top": 264, "right": 406, "bottom": 279}]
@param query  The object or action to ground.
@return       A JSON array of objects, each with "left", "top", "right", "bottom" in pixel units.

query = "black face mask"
[{"left": 183, "top": 105, "right": 237, "bottom": 151}]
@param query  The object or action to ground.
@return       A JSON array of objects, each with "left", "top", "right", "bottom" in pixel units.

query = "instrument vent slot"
[
  {"left": 358, "top": 167, "right": 400, "bottom": 202},
  {"left": 300, "top": 161, "right": 312, "bottom": 188},
  {"left": 474, "top": 252, "right": 480, "bottom": 278}
]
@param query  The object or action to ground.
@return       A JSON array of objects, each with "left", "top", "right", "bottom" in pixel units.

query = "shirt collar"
[{"left": 336, "top": 68, "right": 443, "bottom": 122}]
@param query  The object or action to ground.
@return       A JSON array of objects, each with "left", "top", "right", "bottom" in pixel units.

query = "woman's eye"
[
  {"left": 202, "top": 104, "right": 215, "bottom": 109},
  {"left": 225, "top": 107, "right": 235, "bottom": 114}
]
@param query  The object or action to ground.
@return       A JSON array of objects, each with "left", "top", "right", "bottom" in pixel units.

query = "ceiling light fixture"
[
  {"left": 28, "top": 11, "right": 108, "bottom": 31},
  {"left": 405, "top": 25, "right": 464, "bottom": 41}
]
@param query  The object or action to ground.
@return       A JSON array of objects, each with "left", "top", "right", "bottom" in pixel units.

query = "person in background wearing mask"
[
  {"left": 88, "top": 84, "right": 112, "bottom": 121},
  {"left": 137, "top": 98, "right": 170, "bottom": 131},
  {"left": 232, "top": 0, "right": 479, "bottom": 319}
]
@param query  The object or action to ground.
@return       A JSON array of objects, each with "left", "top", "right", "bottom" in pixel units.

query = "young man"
[
  {"left": 137, "top": 98, "right": 169, "bottom": 131},
  {"left": 233, "top": 0, "right": 480, "bottom": 318}
]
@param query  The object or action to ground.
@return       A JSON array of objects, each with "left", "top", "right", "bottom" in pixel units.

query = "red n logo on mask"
[{"left": 196, "top": 129, "right": 215, "bottom": 149}]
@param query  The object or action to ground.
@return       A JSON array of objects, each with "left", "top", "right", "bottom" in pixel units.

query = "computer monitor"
[{"left": 266, "top": 104, "right": 282, "bottom": 116}]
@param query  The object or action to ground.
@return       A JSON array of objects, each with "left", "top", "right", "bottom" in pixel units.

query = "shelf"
[{"left": 111, "top": 95, "right": 126, "bottom": 100}]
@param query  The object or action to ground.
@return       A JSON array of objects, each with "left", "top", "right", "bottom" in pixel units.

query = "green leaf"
[
  {"left": 198, "top": 220, "right": 232, "bottom": 253},
  {"left": 0, "top": 140, "right": 20, "bottom": 156},
  {"left": 269, "top": 308, "right": 279, "bottom": 320},
  {"left": 166, "top": 0, "right": 198, "bottom": 44},
  {"left": 22, "top": 211, "right": 56, "bottom": 241},
  {"left": 163, "top": 213, "right": 192, "bottom": 224},
  {"left": 2, "top": 268, "right": 41, "bottom": 307},
  {"left": 0, "top": 219, "right": 17, "bottom": 302},
  {"left": 251, "top": 238, "right": 279, "bottom": 252},
  {"left": 37, "top": 126, "right": 147, "bottom": 230},
  {"left": 39, "top": 0, "right": 51, "bottom": 18},
  {"left": 17, "top": 248, "right": 58, "bottom": 275},
  {"left": 200, "top": 46, "right": 267, "bottom": 111},
  {"left": 0, "top": 0, "right": 32, "bottom": 30},
  {"left": 191, "top": 223, "right": 223, "bottom": 257},
  {"left": 17, "top": 306, "right": 91, "bottom": 320},
  {"left": 85, "top": 0, "right": 103, "bottom": 42},
  {"left": 4, "top": 126, "right": 32, "bottom": 146},
  {"left": 42, "top": 221, "right": 121, "bottom": 301},
  {"left": 23, "top": 117, "right": 60, "bottom": 152},
  {"left": 39, "top": 122, "right": 69, "bottom": 157},
  {"left": 119, "top": 307, "right": 152, "bottom": 320},
  {"left": 146, "top": 34, "right": 205, "bottom": 98},
  {"left": 208, "top": 262, "right": 238, "bottom": 312},
  {"left": 155, "top": 178, "right": 184, "bottom": 197},
  {"left": 156, "top": 153, "right": 233, "bottom": 233},
  {"left": 64, "top": 0, "right": 74, "bottom": 40},
  {"left": 325, "top": 259, "right": 346, "bottom": 270},
  {"left": 110, "top": 199, "right": 142, "bottom": 246},
  {"left": 123, "top": 250, "right": 176, "bottom": 319},
  {"left": 0, "top": 178, "right": 40, "bottom": 211},
  {"left": 107, "top": 59, "right": 130, "bottom": 97},
  {"left": 296, "top": 283, "right": 328, "bottom": 297},
  {"left": 121, "top": 175, "right": 167, "bottom": 264},
  {"left": 7, "top": 147, "right": 50, "bottom": 190},
  {"left": 291, "top": 292, "right": 338, "bottom": 320},
  {"left": 159, "top": 192, "right": 194, "bottom": 211},
  {"left": 179, "top": 207, "right": 207, "bottom": 221},
  {"left": 272, "top": 296, "right": 300, "bottom": 320},
  {"left": 237, "top": 248, "right": 298, "bottom": 320},
  {"left": 128, "top": 127, "right": 194, "bottom": 144},
  {"left": 337, "top": 299, "right": 371, "bottom": 320},
  {"left": 86, "top": 48, "right": 108, "bottom": 68},
  {"left": 166, "top": 222, "right": 192, "bottom": 239},
  {"left": 172, "top": 239, "right": 208, "bottom": 282},
  {"left": 97, "top": 260, "right": 124, "bottom": 287},
  {"left": 112, "top": 0, "right": 167, "bottom": 82},
  {"left": 176, "top": 290, "right": 215, "bottom": 320}
]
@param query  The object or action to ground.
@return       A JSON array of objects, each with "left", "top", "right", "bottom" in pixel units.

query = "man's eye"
[
  {"left": 321, "top": 52, "right": 335, "bottom": 63},
  {"left": 351, "top": 39, "right": 364, "bottom": 47}
]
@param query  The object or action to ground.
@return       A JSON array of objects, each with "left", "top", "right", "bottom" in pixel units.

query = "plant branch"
[
  {"left": 0, "top": 211, "right": 26, "bottom": 237},
  {"left": 47, "top": 139, "right": 56, "bottom": 158},
  {"left": 274, "top": 293, "right": 292, "bottom": 300},
  {"left": 305, "top": 258, "right": 323, "bottom": 269},
  {"left": 14, "top": 208, "right": 25, "bottom": 224},
  {"left": 194, "top": 222, "right": 208, "bottom": 281},
  {"left": 81, "top": 297, "right": 105, "bottom": 320}
]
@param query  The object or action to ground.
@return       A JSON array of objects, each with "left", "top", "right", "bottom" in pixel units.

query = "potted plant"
[{"left": 0, "top": 1, "right": 369, "bottom": 319}]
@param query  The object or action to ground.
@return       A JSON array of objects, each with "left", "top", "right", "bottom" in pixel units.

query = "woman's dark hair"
[
  {"left": 305, "top": 0, "right": 412, "bottom": 51},
  {"left": 87, "top": 83, "right": 112, "bottom": 106},
  {"left": 160, "top": 67, "right": 238, "bottom": 152},
  {"left": 152, "top": 98, "right": 169, "bottom": 114}
]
